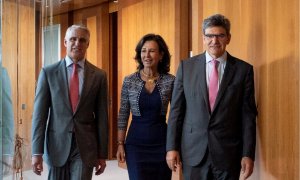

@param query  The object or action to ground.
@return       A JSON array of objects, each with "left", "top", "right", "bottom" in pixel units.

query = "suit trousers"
[
  {"left": 47, "top": 133, "right": 93, "bottom": 180},
  {"left": 182, "top": 149, "right": 239, "bottom": 180}
]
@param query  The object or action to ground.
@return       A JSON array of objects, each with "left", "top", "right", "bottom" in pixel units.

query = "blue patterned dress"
[
  {"left": 125, "top": 84, "right": 171, "bottom": 180},
  {"left": 118, "top": 72, "right": 175, "bottom": 180}
]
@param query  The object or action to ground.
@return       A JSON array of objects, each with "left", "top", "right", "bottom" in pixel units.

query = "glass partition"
[
  {"left": 1, "top": 0, "right": 42, "bottom": 179},
  {"left": 0, "top": 3, "right": 3, "bottom": 178},
  {"left": 43, "top": 24, "right": 61, "bottom": 66},
  {"left": 0, "top": 0, "right": 59, "bottom": 178},
  {"left": 1, "top": 0, "right": 111, "bottom": 179},
  {"left": 1, "top": 1, "right": 15, "bottom": 178}
]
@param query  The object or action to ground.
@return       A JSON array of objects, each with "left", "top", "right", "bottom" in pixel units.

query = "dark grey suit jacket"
[
  {"left": 31, "top": 59, "right": 108, "bottom": 167},
  {"left": 166, "top": 52, "right": 257, "bottom": 173}
]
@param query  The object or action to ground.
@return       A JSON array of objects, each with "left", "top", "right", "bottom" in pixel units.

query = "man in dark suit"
[
  {"left": 31, "top": 25, "right": 108, "bottom": 180},
  {"left": 166, "top": 14, "right": 257, "bottom": 180}
]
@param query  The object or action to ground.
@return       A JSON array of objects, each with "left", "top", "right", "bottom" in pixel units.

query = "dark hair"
[
  {"left": 202, "top": 14, "right": 231, "bottom": 35},
  {"left": 134, "top": 34, "right": 171, "bottom": 74}
]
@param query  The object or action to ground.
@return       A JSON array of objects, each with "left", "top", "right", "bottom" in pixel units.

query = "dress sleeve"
[{"left": 117, "top": 78, "right": 130, "bottom": 131}]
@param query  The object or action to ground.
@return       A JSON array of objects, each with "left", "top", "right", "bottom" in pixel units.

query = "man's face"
[
  {"left": 64, "top": 28, "right": 89, "bottom": 62},
  {"left": 203, "top": 26, "right": 231, "bottom": 59}
]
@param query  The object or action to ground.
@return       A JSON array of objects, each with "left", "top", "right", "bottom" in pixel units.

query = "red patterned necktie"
[
  {"left": 70, "top": 63, "right": 79, "bottom": 112},
  {"left": 209, "top": 59, "right": 219, "bottom": 111}
]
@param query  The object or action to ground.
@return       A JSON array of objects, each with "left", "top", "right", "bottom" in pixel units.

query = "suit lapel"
[
  {"left": 213, "top": 54, "right": 236, "bottom": 113},
  {"left": 76, "top": 60, "right": 95, "bottom": 112},
  {"left": 56, "top": 59, "right": 72, "bottom": 112},
  {"left": 197, "top": 54, "right": 210, "bottom": 113}
]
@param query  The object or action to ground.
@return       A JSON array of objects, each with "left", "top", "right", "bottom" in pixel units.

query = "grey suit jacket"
[
  {"left": 166, "top": 52, "right": 257, "bottom": 173},
  {"left": 31, "top": 59, "right": 108, "bottom": 167}
]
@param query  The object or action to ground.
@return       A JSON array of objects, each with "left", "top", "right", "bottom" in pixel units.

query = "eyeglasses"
[{"left": 204, "top": 34, "right": 227, "bottom": 39}]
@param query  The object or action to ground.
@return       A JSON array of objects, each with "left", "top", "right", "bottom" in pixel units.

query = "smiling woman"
[{"left": 116, "top": 34, "right": 175, "bottom": 180}]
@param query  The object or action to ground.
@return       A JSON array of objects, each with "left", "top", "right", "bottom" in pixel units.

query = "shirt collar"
[
  {"left": 205, "top": 51, "right": 227, "bottom": 64},
  {"left": 65, "top": 55, "right": 85, "bottom": 68}
]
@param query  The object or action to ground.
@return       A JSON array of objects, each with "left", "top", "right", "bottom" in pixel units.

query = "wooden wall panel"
[
  {"left": 87, "top": 16, "right": 98, "bottom": 66},
  {"left": 17, "top": 2, "right": 36, "bottom": 170},
  {"left": 73, "top": 3, "right": 110, "bottom": 71},
  {"left": 258, "top": 0, "right": 299, "bottom": 179},
  {"left": 2, "top": 1, "right": 18, "bottom": 127},
  {"left": 191, "top": 0, "right": 203, "bottom": 56},
  {"left": 191, "top": 0, "right": 299, "bottom": 179},
  {"left": 175, "top": 0, "right": 189, "bottom": 69},
  {"left": 118, "top": 0, "right": 188, "bottom": 79}
]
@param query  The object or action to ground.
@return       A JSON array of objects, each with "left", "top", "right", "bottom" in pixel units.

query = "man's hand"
[
  {"left": 95, "top": 159, "right": 106, "bottom": 175},
  {"left": 166, "top": 150, "right": 181, "bottom": 172},
  {"left": 32, "top": 155, "right": 43, "bottom": 175},
  {"left": 240, "top": 157, "right": 254, "bottom": 180}
]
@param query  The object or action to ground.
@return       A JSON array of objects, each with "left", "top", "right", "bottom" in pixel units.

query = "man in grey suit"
[
  {"left": 31, "top": 25, "right": 108, "bottom": 180},
  {"left": 166, "top": 14, "right": 257, "bottom": 180}
]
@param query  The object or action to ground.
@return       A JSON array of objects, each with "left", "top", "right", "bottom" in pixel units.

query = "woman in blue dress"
[{"left": 116, "top": 34, "right": 175, "bottom": 180}]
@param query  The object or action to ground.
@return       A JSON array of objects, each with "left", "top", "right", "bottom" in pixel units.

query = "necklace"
[{"left": 141, "top": 70, "right": 159, "bottom": 84}]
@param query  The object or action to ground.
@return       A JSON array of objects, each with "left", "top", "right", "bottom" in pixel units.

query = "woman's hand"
[
  {"left": 166, "top": 150, "right": 181, "bottom": 172},
  {"left": 116, "top": 144, "right": 126, "bottom": 163}
]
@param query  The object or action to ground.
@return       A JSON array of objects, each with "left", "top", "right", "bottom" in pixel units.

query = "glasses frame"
[{"left": 204, "top": 33, "right": 227, "bottom": 39}]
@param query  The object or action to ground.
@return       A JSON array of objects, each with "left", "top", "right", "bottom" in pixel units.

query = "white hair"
[{"left": 65, "top": 24, "right": 90, "bottom": 41}]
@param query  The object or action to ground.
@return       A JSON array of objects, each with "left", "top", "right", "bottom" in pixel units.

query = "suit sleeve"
[
  {"left": 31, "top": 69, "right": 51, "bottom": 155},
  {"left": 242, "top": 66, "right": 257, "bottom": 160},
  {"left": 96, "top": 71, "right": 108, "bottom": 159},
  {"left": 166, "top": 61, "right": 186, "bottom": 151}
]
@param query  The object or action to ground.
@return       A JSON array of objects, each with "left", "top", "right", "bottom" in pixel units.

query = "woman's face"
[{"left": 140, "top": 40, "right": 163, "bottom": 70}]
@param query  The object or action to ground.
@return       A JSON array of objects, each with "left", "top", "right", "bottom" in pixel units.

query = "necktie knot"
[
  {"left": 72, "top": 63, "right": 78, "bottom": 74},
  {"left": 212, "top": 59, "right": 219, "bottom": 67}
]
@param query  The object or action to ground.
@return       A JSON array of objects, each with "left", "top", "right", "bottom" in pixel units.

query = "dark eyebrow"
[{"left": 204, "top": 33, "right": 226, "bottom": 38}]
